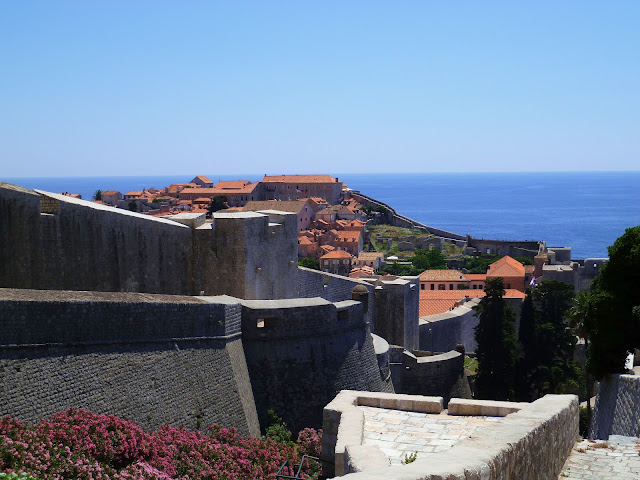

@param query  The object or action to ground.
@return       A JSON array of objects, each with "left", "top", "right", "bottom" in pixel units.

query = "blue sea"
[{"left": 3, "top": 172, "right": 639, "bottom": 259}]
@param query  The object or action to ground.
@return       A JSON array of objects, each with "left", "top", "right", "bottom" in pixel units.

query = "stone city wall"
[
  {"left": 0, "top": 183, "right": 299, "bottom": 300},
  {"left": 392, "top": 350, "right": 465, "bottom": 404},
  {"left": 322, "top": 390, "right": 578, "bottom": 480},
  {"left": 296, "top": 267, "right": 376, "bottom": 326},
  {"left": 590, "top": 374, "right": 640, "bottom": 439},
  {"left": 240, "top": 298, "right": 394, "bottom": 434},
  {"left": 419, "top": 299, "right": 480, "bottom": 353},
  {"left": 350, "top": 192, "right": 467, "bottom": 243},
  {"left": 0, "top": 288, "right": 260, "bottom": 436}
]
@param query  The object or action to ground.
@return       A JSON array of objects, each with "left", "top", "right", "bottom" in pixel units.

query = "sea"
[{"left": 3, "top": 172, "right": 639, "bottom": 260}]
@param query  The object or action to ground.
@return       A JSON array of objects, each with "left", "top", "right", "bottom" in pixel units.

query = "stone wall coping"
[
  {"left": 403, "top": 350, "right": 461, "bottom": 364},
  {"left": 447, "top": 398, "right": 529, "bottom": 416},
  {"left": 324, "top": 392, "right": 577, "bottom": 479},
  {"left": 34, "top": 190, "right": 189, "bottom": 227},
  {"left": 0, "top": 288, "right": 207, "bottom": 304},
  {"left": 298, "top": 266, "right": 373, "bottom": 286},
  {"left": 240, "top": 297, "right": 332, "bottom": 309}
]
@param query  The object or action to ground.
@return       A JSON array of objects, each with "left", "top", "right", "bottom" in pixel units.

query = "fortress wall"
[
  {"left": 0, "top": 289, "right": 260, "bottom": 437},
  {"left": 373, "top": 278, "right": 420, "bottom": 351},
  {"left": 395, "top": 350, "right": 464, "bottom": 403},
  {"left": 350, "top": 192, "right": 466, "bottom": 242},
  {"left": 296, "top": 266, "right": 375, "bottom": 326},
  {"left": 240, "top": 298, "right": 393, "bottom": 433},
  {"left": 0, "top": 184, "right": 193, "bottom": 295},
  {"left": 590, "top": 374, "right": 640, "bottom": 439}
]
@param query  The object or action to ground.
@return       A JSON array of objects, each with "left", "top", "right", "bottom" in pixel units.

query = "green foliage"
[
  {"left": 298, "top": 257, "right": 320, "bottom": 270},
  {"left": 401, "top": 451, "right": 418, "bottom": 464},
  {"left": 375, "top": 205, "right": 388, "bottom": 214},
  {"left": 516, "top": 281, "right": 581, "bottom": 400},
  {"left": 263, "top": 409, "right": 294, "bottom": 446},
  {"left": 579, "top": 405, "right": 591, "bottom": 438},
  {"left": 92, "top": 189, "right": 102, "bottom": 201},
  {"left": 459, "top": 255, "right": 502, "bottom": 274},
  {"left": 382, "top": 263, "right": 416, "bottom": 276},
  {"left": 474, "top": 278, "right": 518, "bottom": 400},
  {"left": 412, "top": 248, "right": 447, "bottom": 271},
  {"left": 586, "top": 226, "right": 640, "bottom": 379},
  {"left": 513, "top": 256, "right": 534, "bottom": 265},
  {"left": 207, "top": 195, "right": 228, "bottom": 215},
  {"left": 127, "top": 200, "right": 137, "bottom": 212},
  {"left": 0, "top": 474, "right": 39, "bottom": 480},
  {"left": 152, "top": 198, "right": 161, "bottom": 203}
]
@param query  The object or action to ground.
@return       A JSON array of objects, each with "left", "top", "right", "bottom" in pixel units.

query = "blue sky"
[{"left": 2, "top": 1, "right": 639, "bottom": 177}]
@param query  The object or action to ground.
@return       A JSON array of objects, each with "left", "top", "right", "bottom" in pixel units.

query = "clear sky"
[{"left": 2, "top": 1, "right": 639, "bottom": 177}]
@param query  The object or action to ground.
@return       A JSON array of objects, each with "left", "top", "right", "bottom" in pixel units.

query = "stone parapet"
[
  {"left": 322, "top": 391, "right": 578, "bottom": 479},
  {"left": 590, "top": 373, "right": 640, "bottom": 439}
]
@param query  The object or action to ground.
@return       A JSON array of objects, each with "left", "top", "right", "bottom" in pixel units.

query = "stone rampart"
[
  {"left": 590, "top": 374, "right": 640, "bottom": 439},
  {"left": 350, "top": 192, "right": 467, "bottom": 243},
  {"left": 240, "top": 297, "right": 393, "bottom": 433},
  {"left": 391, "top": 350, "right": 464, "bottom": 403},
  {"left": 0, "top": 288, "right": 260, "bottom": 436},
  {"left": 322, "top": 390, "right": 578, "bottom": 479},
  {"left": 0, "top": 183, "right": 299, "bottom": 300},
  {"left": 419, "top": 299, "right": 480, "bottom": 353},
  {"left": 296, "top": 267, "right": 376, "bottom": 326},
  {"left": 467, "top": 235, "right": 545, "bottom": 258}
]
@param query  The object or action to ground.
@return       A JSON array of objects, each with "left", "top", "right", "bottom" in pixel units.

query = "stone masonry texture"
[
  {"left": 590, "top": 374, "right": 640, "bottom": 439},
  {"left": 0, "top": 288, "right": 260, "bottom": 437}
]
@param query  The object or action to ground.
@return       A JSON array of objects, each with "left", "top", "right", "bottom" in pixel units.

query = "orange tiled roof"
[
  {"left": 320, "top": 250, "right": 353, "bottom": 259},
  {"left": 418, "top": 269, "right": 469, "bottom": 282},
  {"left": 194, "top": 175, "right": 213, "bottom": 183},
  {"left": 525, "top": 265, "right": 535, "bottom": 274},
  {"left": 261, "top": 175, "right": 338, "bottom": 184},
  {"left": 214, "top": 180, "right": 252, "bottom": 190},
  {"left": 102, "top": 190, "right": 120, "bottom": 195},
  {"left": 319, "top": 245, "right": 336, "bottom": 254},
  {"left": 298, "top": 236, "right": 314, "bottom": 245},
  {"left": 124, "top": 191, "right": 143, "bottom": 196},
  {"left": 419, "top": 288, "right": 525, "bottom": 317},
  {"left": 335, "top": 231, "right": 362, "bottom": 242},
  {"left": 465, "top": 274, "right": 487, "bottom": 281},
  {"left": 487, "top": 256, "right": 525, "bottom": 277}
]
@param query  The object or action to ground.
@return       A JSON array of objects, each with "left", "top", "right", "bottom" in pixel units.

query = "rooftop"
[
  {"left": 261, "top": 174, "right": 339, "bottom": 183},
  {"left": 418, "top": 270, "right": 469, "bottom": 282}
]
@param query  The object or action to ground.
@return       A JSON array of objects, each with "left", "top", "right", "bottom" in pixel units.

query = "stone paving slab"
[
  {"left": 360, "top": 405, "right": 500, "bottom": 465},
  {"left": 558, "top": 437, "right": 640, "bottom": 479}
]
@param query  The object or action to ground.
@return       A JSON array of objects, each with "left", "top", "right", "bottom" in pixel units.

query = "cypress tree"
[{"left": 474, "top": 277, "right": 518, "bottom": 400}]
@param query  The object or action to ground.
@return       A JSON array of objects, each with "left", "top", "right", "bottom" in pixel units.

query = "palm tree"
[{"left": 567, "top": 291, "right": 592, "bottom": 427}]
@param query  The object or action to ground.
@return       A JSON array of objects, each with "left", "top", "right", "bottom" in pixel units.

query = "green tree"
[
  {"left": 92, "top": 189, "right": 102, "bottom": 201},
  {"left": 412, "top": 248, "right": 447, "bottom": 271},
  {"left": 298, "top": 257, "right": 320, "bottom": 270},
  {"left": 567, "top": 290, "right": 593, "bottom": 425},
  {"left": 586, "top": 226, "right": 640, "bottom": 379},
  {"left": 529, "top": 280, "right": 580, "bottom": 396},
  {"left": 128, "top": 200, "right": 138, "bottom": 212},
  {"left": 515, "top": 289, "right": 537, "bottom": 401},
  {"left": 474, "top": 277, "right": 518, "bottom": 400},
  {"left": 207, "top": 196, "right": 228, "bottom": 216}
]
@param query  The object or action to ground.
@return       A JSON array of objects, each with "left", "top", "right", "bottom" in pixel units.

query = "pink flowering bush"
[{"left": 0, "top": 409, "right": 322, "bottom": 480}]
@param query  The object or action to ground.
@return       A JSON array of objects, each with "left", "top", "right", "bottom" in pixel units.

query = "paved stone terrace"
[
  {"left": 360, "top": 405, "right": 501, "bottom": 465},
  {"left": 559, "top": 436, "right": 640, "bottom": 479}
]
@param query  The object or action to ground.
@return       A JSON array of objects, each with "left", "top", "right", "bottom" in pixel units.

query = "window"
[
  {"left": 472, "top": 285, "right": 477, "bottom": 289},
  {"left": 449, "top": 284, "right": 453, "bottom": 290},
  {"left": 479, "top": 285, "right": 483, "bottom": 290},
  {"left": 438, "top": 284, "right": 445, "bottom": 290},
  {"left": 343, "top": 259, "right": 348, "bottom": 265},
  {"left": 324, "top": 260, "right": 329, "bottom": 265},
  {"left": 421, "top": 284, "right": 425, "bottom": 290},
  {"left": 430, "top": 284, "right": 435, "bottom": 290},
  {"left": 506, "top": 283, "right": 511, "bottom": 289},
  {"left": 257, "top": 318, "right": 274, "bottom": 328}
]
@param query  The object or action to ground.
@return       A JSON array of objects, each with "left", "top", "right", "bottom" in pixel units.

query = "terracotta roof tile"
[
  {"left": 418, "top": 269, "right": 469, "bottom": 282},
  {"left": 320, "top": 250, "right": 353, "bottom": 259},
  {"left": 487, "top": 256, "right": 525, "bottom": 277},
  {"left": 261, "top": 175, "right": 339, "bottom": 183},
  {"left": 465, "top": 274, "right": 487, "bottom": 281}
]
